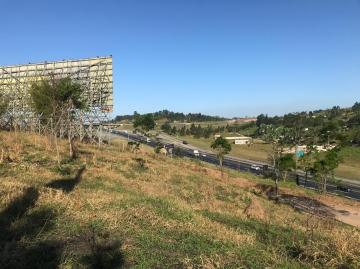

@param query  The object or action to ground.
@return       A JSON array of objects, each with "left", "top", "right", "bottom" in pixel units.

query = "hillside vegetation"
[
  {"left": 0, "top": 131, "right": 359, "bottom": 268},
  {"left": 113, "top": 110, "right": 227, "bottom": 123}
]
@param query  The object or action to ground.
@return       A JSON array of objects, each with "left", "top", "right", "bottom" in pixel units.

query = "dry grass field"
[{"left": 0, "top": 131, "right": 359, "bottom": 268}]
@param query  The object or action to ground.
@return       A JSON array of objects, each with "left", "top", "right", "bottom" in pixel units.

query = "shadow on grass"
[
  {"left": 81, "top": 238, "right": 125, "bottom": 269},
  {"left": 0, "top": 187, "right": 63, "bottom": 269},
  {"left": 69, "top": 222, "right": 125, "bottom": 269},
  {"left": 0, "top": 185, "right": 126, "bottom": 268},
  {"left": 46, "top": 166, "right": 86, "bottom": 193}
]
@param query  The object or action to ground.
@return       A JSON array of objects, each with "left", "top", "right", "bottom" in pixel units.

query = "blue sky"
[{"left": 1, "top": 0, "right": 360, "bottom": 117}]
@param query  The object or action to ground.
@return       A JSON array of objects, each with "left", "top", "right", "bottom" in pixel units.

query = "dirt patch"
[
  {"left": 272, "top": 193, "right": 360, "bottom": 228},
  {"left": 243, "top": 198, "right": 266, "bottom": 220},
  {"left": 317, "top": 196, "right": 360, "bottom": 228}
]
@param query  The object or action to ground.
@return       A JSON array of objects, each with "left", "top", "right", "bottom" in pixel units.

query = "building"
[
  {"left": 214, "top": 135, "right": 252, "bottom": 145},
  {"left": 234, "top": 137, "right": 252, "bottom": 145}
]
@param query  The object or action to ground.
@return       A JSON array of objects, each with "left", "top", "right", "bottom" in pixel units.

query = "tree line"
[
  {"left": 114, "top": 109, "right": 227, "bottom": 123},
  {"left": 161, "top": 121, "right": 256, "bottom": 139},
  {"left": 256, "top": 102, "right": 360, "bottom": 146}
]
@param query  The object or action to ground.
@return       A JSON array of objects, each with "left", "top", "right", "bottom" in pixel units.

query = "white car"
[
  {"left": 250, "top": 164, "right": 261, "bottom": 171},
  {"left": 193, "top": 150, "right": 200, "bottom": 157},
  {"left": 146, "top": 138, "right": 151, "bottom": 143}
]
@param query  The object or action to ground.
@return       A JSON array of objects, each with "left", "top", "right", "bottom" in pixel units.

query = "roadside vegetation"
[
  {"left": 116, "top": 103, "right": 360, "bottom": 181},
  {"left": 0, "top": 130, "right": 359, "bottom": 268}
]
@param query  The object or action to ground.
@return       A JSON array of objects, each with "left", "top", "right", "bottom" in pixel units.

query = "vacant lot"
[{"left": 0, "top": 131, "right": 359, "bottom": 268}]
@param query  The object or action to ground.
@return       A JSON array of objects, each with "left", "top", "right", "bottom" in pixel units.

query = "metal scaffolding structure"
[{"left": 0, "top": 56, "right": 113, "bottom": 142}]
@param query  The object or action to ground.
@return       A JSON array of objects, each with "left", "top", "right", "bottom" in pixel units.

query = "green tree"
[
  {"left": 0, "top": 93, "right": 8, "bottom": 153},
  {"left": 0, "top": 93, "right": 8, "bottom": 123},
  {"left": 161, "top": 121, "right": 172, "bottom": 134},
  {"left": 171, "top": 126, "right": 177, "bottom": 135},
  {"left": 30, "top": 77, "right": 86, "bottom": 160},
  {"left": 204, "top": 125, "right": 213, "bottom": 138},
  {"left": 311, "top": 147, "right": 342, "bottom": 193},
  {"left": 30, "top": 77, "right": 86, "bottom": 121},
  {"left": 211, "top": 137, "right": 231, "bottom": 176},
  {"left": 133, "top": 114, "right": 156, "bottom": 133},
  {"left": 189, "top": 123, "right": 196, "bottom": 135},
  {"left": 298, "top": 145, "right": 317, "bottom": 183},
  {"left": 352, "top": 101, "right": 360, "bottom": 112},
  {"left": 179, "top": 126, "right": 186, "bottom": 136},
  {"left": 277, "top": 154, "right": 296, "bottom": 181},
  {"left": 349, "top": 127, "right": 360, "bottom": 145}
]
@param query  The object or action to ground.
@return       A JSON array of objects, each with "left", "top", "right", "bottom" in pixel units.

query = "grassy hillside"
[{"left": 0, "top": 131, "right": 359, "bottom": 268}]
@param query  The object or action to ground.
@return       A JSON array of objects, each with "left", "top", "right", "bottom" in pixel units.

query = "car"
[
  {"left": 165, "top": 143, "right": 175, "bottom": 149},
  {"left": 193, "top": 150, "right": 200, "bottom": 157},
  {"left": 146, "top": 138, "right": 151, "bottom": 143},
  {"left": 337, "top": 185, "right": 351, "bottom": 193},
  {"left": 250, "top": 164, "right": 261, "bottom": 171},
  {"left": 201, "top": 153, "right": 207, "bottom": 157}
]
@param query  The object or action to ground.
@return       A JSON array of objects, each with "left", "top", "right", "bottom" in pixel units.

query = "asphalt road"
[{"left": 105, "top": 129, "right": 360, "bottom": 201}]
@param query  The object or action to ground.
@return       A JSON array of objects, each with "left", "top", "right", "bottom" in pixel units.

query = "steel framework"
[{"left": 0, "top": 56, "right": 113, "bottom": 142}]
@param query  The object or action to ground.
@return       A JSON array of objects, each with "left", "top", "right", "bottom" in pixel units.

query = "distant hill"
[
  {"left": 256, "top": 103, "right": 360, "bottom": 128},
  {"left": 255, "top": 102, "right": 360, "bottom": 146},
  {"left": 113, "top": 110, "right": 228, "bottom": 123}
]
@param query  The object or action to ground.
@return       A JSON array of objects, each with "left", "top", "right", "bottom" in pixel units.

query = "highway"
[{"left": 104, "top": 129, "right": 360, "bottom": 201}]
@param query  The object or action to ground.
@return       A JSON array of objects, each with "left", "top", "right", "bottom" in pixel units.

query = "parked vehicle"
[
  {"left": 250, "top": 164, "right": 261, "bottom": 171},
  {"left": 193, "top": 150, "right": 200, "bottom": 157}
]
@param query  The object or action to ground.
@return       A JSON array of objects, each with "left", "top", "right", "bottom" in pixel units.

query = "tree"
[
  {"left": 171, "top": 126, "right": 177, "bottom": 135},
  {"left": 133, "top": 114, "right": 155, "bottom": 133},
  {"left": 348, "top": 113, "right": 360, "bottom": 128},
  {"left": 352, "top": 102, "right": 360, "bottom": 112},
  {"left": 277, "top": 154, "right": 296, "bottom": 181},
  {"left": 262, "top": 125, "right": 290, "bottom": 196},
  {"left": 211, "top": 137, "right": 231, "bottom": 176},
  {"left": 30, "top": 77, "right": 86, "bottom": 160},
  {"left": 298, "top": 145, "right": 317, "bottom": 183},
  {"left": 0, "top": 93, "right": 8, "bottom": 116},
  {"left": 179, "top": 126, "right": 186, "bottom": 136},
  {"left": 161, "top": 122, "right": 172, "bottom": 134},
  {"left": 349, "top": 127, "right": 360, "bottom": 146},
  {"left": 311, "top": 147, "right": 342, "bottom": 193},
  {"left": 0, "top": 93, "right": 8, "bottom": 127},
  {"left": 189, "top": 123, "right": 196, "bottom": 135},
  {"left": 319, "top": 121, "right": 339, "bottom": 145}
]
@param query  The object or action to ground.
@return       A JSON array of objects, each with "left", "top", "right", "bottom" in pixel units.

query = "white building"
[{"left": 226, "top": 136, "right": 252, "bottom": 145}]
